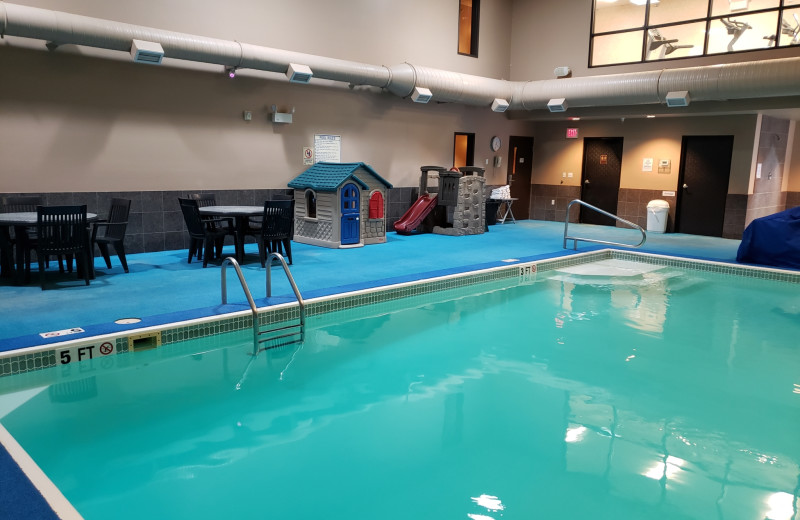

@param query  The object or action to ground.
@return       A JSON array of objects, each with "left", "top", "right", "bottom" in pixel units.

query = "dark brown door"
[
  {"left": 580, "top": 137, "right": 623, "bottom": 226},
  {"left": 506, "top": 136, "right": 533, "bottom": 219},
  {"left": 676, "top": 136, "right": 733, "bottom": 237}
]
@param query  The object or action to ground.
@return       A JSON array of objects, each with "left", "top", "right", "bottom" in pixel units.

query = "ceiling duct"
[{"left": 2, "top": 2, "right": 800, "bottom": 114}]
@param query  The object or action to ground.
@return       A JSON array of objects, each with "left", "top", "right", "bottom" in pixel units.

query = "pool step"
[{"left": 256, "top": 320, "right": 304, "bottom": 350}]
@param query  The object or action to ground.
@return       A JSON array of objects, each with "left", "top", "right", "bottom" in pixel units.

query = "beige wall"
[
  {"left": 532, "top": 115, "right": 759, "bottom": 194},
  {"left": 0, "top": 0, "right": 527, "bottom": 193}
]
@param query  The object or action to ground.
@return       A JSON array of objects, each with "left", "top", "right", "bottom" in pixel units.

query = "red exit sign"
[{"left": 566, "top": 128, "right": 579, "bottom": 139}]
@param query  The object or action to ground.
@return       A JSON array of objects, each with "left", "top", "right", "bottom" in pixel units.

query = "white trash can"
[{"left": 646, "top": 199, "right": 670, "bottom": 233}]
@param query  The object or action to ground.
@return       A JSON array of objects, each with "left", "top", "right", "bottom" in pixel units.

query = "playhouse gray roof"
[{"left": 288, "top": 162, "right": 393, "bottom": 192}]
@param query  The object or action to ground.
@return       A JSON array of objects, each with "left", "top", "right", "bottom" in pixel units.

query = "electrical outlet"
[{"left": 567, "top": 172, "right": 573, "bottom": 178}]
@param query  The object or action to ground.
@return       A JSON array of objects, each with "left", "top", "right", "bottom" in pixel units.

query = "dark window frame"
[
  {"left": 458, "top": 0, "right": 480, "bottom": 58},
  {"left": 589, "top": 0, "right": 792, "bottom": 68}
]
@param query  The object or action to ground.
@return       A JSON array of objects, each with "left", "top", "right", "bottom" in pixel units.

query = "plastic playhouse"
[
  {"left": 394, "top": 165, "right": 486, "bottom": 236},
  {"left": 288, "top": 162, "right": 393, "bottom": 248}
]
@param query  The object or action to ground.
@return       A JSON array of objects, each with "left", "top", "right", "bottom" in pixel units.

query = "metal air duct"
[{"left": 2, "top": 2, "right": 800, "bottom": 113}]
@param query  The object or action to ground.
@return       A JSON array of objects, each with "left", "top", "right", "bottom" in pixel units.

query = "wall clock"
[{"left": 490, "top": 136, "right": 502, "bottom": 152}]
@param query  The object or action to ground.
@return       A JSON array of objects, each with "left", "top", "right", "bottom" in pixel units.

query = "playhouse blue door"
[{"left": 340, "top": 183, "right": 360, "bottom": 245}]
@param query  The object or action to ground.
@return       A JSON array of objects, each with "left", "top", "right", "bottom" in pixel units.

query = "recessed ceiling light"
[{"left": 646, "top": 115, "right": 656, "bottom": 118}]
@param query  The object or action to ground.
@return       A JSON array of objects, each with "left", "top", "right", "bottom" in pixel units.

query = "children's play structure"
[
  {"left": 394, "top": 165, "right": 486, "bottom": 236},
  {"left": 288, "top": 162, "right": 393, "bottom": 248}
]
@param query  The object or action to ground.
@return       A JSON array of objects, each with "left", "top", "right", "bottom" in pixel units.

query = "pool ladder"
[
  {"left": 563, "top": 199, "right": 647, "bottom": 250},
  {"left": 221, "top": 254, "right": 305, "bottom": 355}
]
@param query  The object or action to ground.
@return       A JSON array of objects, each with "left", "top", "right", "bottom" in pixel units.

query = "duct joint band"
[
  {"left": 382, "top": 65, "right": 392, "bottom": 90},
  {"left": 234, "top": 40, "right": 243, "bottom": 68}
]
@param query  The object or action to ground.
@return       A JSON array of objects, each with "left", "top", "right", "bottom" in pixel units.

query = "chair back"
[
  {"left": 36, "top": 205, "right": 88, "bottom": 255},
  {"left": 101, "top": 198, "right": 132, "bottom": 240},
  {"left": 2, "top": 195, "right": 43, "bottom": 213},
  {"left": 178, "top": 198, "right": 207, "bottom": 238},
  {"left": 188, "top": 193, "right": 216, "bottom": 208},
  {"left": 261, "top": 200, "right": 294, "bottom": 240}
]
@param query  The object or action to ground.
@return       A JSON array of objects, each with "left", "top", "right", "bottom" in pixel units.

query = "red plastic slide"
[{"left": 394, "top": 194, "right": 438, "bottom": 234}]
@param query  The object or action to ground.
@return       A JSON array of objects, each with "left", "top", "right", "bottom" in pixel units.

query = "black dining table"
[
  {"left": 0, "top": 211, "right": 98, "bottom": 282},
  {"left": 199, "top": 205, "right": 263, "bottom": 263}
]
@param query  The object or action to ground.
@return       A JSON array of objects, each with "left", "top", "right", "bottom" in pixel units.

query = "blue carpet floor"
[{"left": 0, "top": 220, "right": 745, "bottom": 351}]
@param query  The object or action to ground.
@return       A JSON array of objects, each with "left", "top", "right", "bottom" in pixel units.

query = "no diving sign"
[{"left": 58, "top": 341, "right": 116, "bottom": 365}]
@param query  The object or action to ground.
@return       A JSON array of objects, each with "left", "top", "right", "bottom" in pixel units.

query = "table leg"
[{"left": 235, "top": 217, "right": 245, "bottom": 263}]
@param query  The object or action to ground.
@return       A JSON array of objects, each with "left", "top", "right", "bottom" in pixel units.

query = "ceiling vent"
[
  {"left": 554, "top": 66, "right": 571, "bottom": 78},
  {"left": 665, "top": 90, "right": 691, "bottom": 107},
  {"left": 491, "top": 98, "right": 510, "bottom": 112},
  {"left": 411, "top": 87, "right": 433, "bottom": 104},
  {"left": 287, "top": 63, "right": 313, "bottom": 83},
  {"left": 130, "top": 39, "right": 164, "bottom": 65},
  {"left": 547, "top": 98, "right": 568, "bottom": 112}
]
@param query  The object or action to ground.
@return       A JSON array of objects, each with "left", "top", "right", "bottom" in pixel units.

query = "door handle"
[
  {"left": 683, "top": 183, "right": 688, "bottom": 189},
  {"left": 584, "top": 179, "right": 590, "bottom": 185}
]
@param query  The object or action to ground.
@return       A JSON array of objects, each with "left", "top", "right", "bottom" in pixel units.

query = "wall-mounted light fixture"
[
  {"left": 491, "top": 98, "right": 510, "bottom": 112},
  {"left": 547, "top": 98, "right": 568, "bottom": 112},
  {"left": 411, "top": 87, "right": 433, "bottom": 103},
  {"left": 665, "top": 90, "right": 690, "bottom": 107},
  {"left": 130, "top": 39, "right": 164, "bottom": 65},
  {"left": 225, "top": 66, "right": 237, "bottom": 78},
  {"left": 287, "top": 63, "right": 313, "bottom": 83},
  {"left": 271, "top": 105, "right": 295, "bottom": 124}
]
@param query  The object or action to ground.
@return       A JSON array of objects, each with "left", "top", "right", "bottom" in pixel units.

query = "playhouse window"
[
  {"left": 369, "top": 191, "right": 384, "bottom": 219},
  {"left": 305, "top": 190, "right": 317, "bottom": 219}
]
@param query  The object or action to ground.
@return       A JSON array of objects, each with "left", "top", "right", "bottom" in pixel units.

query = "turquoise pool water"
[{"left": 1, "top": 260, "right": 798, "bottom": 519}]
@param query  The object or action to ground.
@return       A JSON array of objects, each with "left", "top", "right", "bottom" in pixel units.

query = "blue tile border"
[{"left": 1, "top": 248, "right": 798, "bottom": 378}]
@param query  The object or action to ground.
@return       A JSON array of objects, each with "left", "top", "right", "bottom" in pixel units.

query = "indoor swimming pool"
[{"left": 0, "top": 258, "right": 798, "bottom": 519}]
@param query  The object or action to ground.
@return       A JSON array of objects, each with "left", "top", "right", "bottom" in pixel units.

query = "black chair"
[
  {"left": 0, "top": 228, "right": 14, "bottom": 278},
  {"left": 188, "top": 193, "right": 216, "bottom": 208},
  {"left": 1, "top": 195, "right": 42, "bottom": 213},
  {"left": 34, "top": 205, "right": 91, "bottom": 290},
  {"left": 188, "top": 192, "right": 238, "bottom": 258},
  {"left": 91, "top": 198, "right": 131, "bottom": 273},
  {"left": 1, "top": 195, "right": 65, "bottom": 275},
  {"left": 178, "top": 198, "right": 236, "bottom": 267},
  {"left": 257, "top": 200, "right": 294, "bottom": 267}
]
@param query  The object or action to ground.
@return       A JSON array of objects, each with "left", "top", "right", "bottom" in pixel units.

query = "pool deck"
[{"left": 0, "top": 220, "right": 750, "bottom": 352}]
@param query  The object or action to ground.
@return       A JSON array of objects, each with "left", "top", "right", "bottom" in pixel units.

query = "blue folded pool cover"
[{"left": 737, "top": 206, "right": 800, "bottom": 269}]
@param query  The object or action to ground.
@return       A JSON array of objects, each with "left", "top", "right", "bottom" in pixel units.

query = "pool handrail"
[
  {"left": 220, "top": 254, "right": 305, "bottom": 354},
  {"left": 220, "top": 257, "right": 260, "bottom": 347},
  {"left": 563, "top": 199, "right": 647, "bottom": 250}
]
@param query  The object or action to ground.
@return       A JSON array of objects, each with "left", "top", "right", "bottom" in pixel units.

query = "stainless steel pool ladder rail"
[
  {"left": 563, "top": 199, "right": 647, "bottom": 250},
  {"left": 220, "top": 255, "right": 305, "bottom": 355}
]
